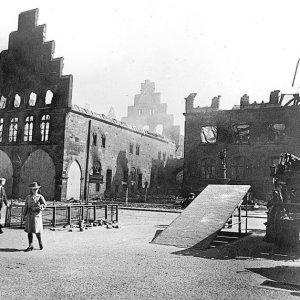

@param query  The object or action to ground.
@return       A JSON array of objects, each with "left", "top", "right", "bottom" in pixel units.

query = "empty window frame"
[
  {"left": 232, "top": 124, "right": 250, "bottom": 144},
  {"left": 136, "top": 144, "right": 140, "bottom": 155},
  {"left": 45, "top": 90, "right": 53, "bottom": 105},
  {"left": 29, "top": 92, "right": 37, "bottom": 106},
  {"left": 129, "top": 143, "right": 133, "bottom": 154},
  {"left": 14, "top": 94, "right": 21, "bottom": 108},
  {"left": 0, "top": 118, "right": 3, "bottom": 142},
  {"left": 267, "top": 123, "right": 285, "bottom": 142},
  {"left": 0, "top": 96, "right": 6, "bottom": 109},
  {"left": 24, "top": 115, "right": 34, "bottom": 142},
  {"left": 200, "top": 158, "right": 216, "bottom": 179},
  {"left": 106, "top": 169, "right": 112, "bottom": 191},
  {"left": 40, "top": 114, "right": 50, "bottom": 141},
  {"left": 200, "top": 126, "right": 217, "bottom": 143},
  {"left": 9, "top": 117, "right": 18, "bottom": 142},
  {"left": 230, "top": 156, "right": 251, "bottom": 180}
]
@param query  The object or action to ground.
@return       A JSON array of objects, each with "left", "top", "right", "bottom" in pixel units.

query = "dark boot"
[
  {"left": 25, "top": 233, "right": 33, "bottom": 251},
  {"left": 36, "top": 233, "right": 43, "bottom": 250},
  {"left": 0, "top": 224, "right": 3, "bottom": 234}
]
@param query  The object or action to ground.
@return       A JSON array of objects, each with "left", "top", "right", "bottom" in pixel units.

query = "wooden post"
[
  {"left": 81, "top": 205, "right": 84, "bottom": 221},
  {"left": 238, "top": 206, "right": 242, "bottom": 236},
  {"left": 245, "top": 195, "right": 248, "bottom": 234},
  {"left": 20, "top": 207, "right": 24, "bottom": 228},
  {"left": 111, "top": 205, "right": 114, "bottom": 222},
  {"left": 105, "top": 205, "right": 108, "bottom": 220},
  {"left": 53, "top": 205, "right": 56, "bottom": 227},
  {"left": 93, "top": 205, "right": 96, "bottom": 221},
  {"left": 115, "top": 205, "right": 118, "bottom": 222},
  {"left": 68, "top": 206, "right": 71, "bottom": 225}
]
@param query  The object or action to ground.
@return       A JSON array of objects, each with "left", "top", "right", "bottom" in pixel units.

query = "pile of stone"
[{"left": 50, "top": 219, "right": 119, "bottom": 232}]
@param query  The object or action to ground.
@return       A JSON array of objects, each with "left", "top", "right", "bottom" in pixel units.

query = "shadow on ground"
[
  {"left": 0, "top": 248, "right": 24, "bottom": 252},
  {"left": 171, "top": 230, "right": 300, "bottom": 261}
]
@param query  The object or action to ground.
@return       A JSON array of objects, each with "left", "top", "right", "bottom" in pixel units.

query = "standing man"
[{"left": 0, "top": 178, "right": 8, "bottom": 234}]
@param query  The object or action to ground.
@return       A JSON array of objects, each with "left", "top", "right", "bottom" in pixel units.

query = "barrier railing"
[{"left": 5, "top": 204, "right": 118, "bottom": 228}]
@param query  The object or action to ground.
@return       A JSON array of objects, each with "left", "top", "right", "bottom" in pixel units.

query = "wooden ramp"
[{"left": 152, "top": 184, "right": 250, "bottom": 249}]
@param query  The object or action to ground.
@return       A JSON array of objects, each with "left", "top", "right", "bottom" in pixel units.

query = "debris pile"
[{"left": 49, "top": 219, "right": 119, "bottom": 232}]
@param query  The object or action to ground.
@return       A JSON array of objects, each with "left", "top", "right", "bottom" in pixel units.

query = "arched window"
[
  {"left": 40, "top": 115, "right": 50, "bottom": 141},
  {"left": 14, "top": 94, "right": 21, "bottom": 108},
  {"left": 0, "top": 118, "right": 3, "bottom": 142},
  {"left": 9, "top": 117, "right": 18, "bottom": 142},
  {"left": 29, "top": 92, "right": 37, "bottom": 106},
  {"left": 199, "top": 158, "right": 216, "bottom": 179},
  {"left": 24, "top": 115, "right": 34, "bottom": 142},
  {"left": 45, "top": 90, "right": 53, "bottom": 105},
  {"left": 0, "top": 96, "right": 6, "bottom": 109},
  {"left": 230, "top": 156, "right": 251, "bottom": 180}
]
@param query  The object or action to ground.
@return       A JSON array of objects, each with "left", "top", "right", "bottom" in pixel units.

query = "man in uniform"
[{"left": 0, "top": 178, "right": 8, "bottom": 234}]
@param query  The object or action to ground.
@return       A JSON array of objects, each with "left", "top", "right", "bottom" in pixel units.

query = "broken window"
[
  {"left": 14, "top": 94, "right": 21, "bottom": 108},
  {"left": 136, "top": 144, "right": 140, "bottom": 155},
  {"left": 200, "top": 126, "right": 217, "bottom": 143},
  {"left": 0, "top": 118, "right": 3, "bottom": 142},
  {"left": 29, "top": 92, "right": 37, "bottom": 106},
  {"left": 0, "top": 96, "right": 6, "bottom": 109},
  {"left": 24, "top": 115, "right": 34, "bottom": 142},
  {"left": 129, "top": 143, "right": 133, "bottom": 154},
  {"left": 200, "top": 158, "right": 216, "bottom": 179},
  {"left": 93, "top": 162, "right": 101, "bottom": 175},
  {"left": 45, "top": 90, "right": 53, "bottom": 105},
  {"left": 230, "top": 156, "right": 251, "bottom": 180},
  {"left": 267, "top": 123, "right": 285, "bottom": 142},
  {"left": 9, "top": 117, "right": 18, "bottom": 142},
  {"left": 232, "top": 124, "right": 250, "bottom": 144},
  {"left": 40, "top": 114, "right": 50, "bottom": 141},
  {"left": 101, "top": 134, "right": 106, "bottom": 148}
]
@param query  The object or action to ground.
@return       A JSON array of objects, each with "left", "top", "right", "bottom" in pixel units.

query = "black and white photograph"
[{"left": 0, "top": 1, "right": 299, "bottom": 299}]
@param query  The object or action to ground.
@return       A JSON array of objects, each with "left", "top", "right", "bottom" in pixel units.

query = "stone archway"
[
  {"left": 0, "top": 150, "right": 13, "bottom": 197},
  {"left": 19, "top": 149, "right": 55, "bottom": 200},
  {"left": 66, "top": 160, "right": 82, "bottom": 200}
]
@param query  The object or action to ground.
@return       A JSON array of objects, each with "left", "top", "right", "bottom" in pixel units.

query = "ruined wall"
[
  {"left": 62, "top": 106, "right": 176, "bottom": 201},
  {"left": 184, "top": 95, "right": 300, "bottom": 199},
  {"left": 121, "top": 80, "right": 181, "bottom": 150},
  {"left": 0, "top": 9, "right": 72, "bottom": 200}
]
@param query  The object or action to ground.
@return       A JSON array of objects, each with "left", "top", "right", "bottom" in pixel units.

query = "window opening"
[
  {"left": 24, "top": 115, "right": 34, "bottom": 142},
  {"left": 0, "top": 96, "right": 6, "bottom": 109},
  {"left": 136, "top": 144, "right": 140, "bottom": 155},
  {"left": 92, "top": 133, "right": 97, "bottom": 146},
  {"left": 129, "top": 143, "right": 133, "bottom": 154},
  {"left": 14, "top": 94, "right": 21, "bottom": 108},
  {"left": 158, "top": 151, "right": 161, "bottom": 160},
  {"left": 232, "top": 124, "right": 250, "bottom": 144},
  {"left": 40, "top": 114, "right": 50, "bottom": 141},
  {"left": 9, "top": 117, "right": 18, "bottom": 142},
  {"left": 106, "top": 169, "right": 112, "bottom": 191},
  {"left": 29, "top": 92, "right": 37, "bottom": 106},
  {"left": 200, "top": 158, "right": 216, "bottom": 179},
  {"left": 267, "top": 123, "right": 285, "bottom": 142},
  {"left": 200, "top": 126, "right": 217, "bottom": 143},
  {"left": 0, "top": 118, "right": 3, "bottom": 142},
  {"left": 45, "top": 90, "right": 53, "bottom": 105},
  {"left": 101, "top": 134, "right": 106, "bottom": 148}
]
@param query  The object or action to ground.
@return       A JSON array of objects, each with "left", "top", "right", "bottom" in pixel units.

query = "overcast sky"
[{"left": 1, "top": 0, "right": 300, "bottom": 134}]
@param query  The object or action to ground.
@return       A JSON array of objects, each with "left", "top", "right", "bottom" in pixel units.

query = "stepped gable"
[{"left": 0, "top": 8, "right": 73, "bottom": 108}]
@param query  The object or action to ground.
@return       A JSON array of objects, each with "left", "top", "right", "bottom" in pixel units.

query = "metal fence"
[{"left": 5, "top": 204, "right": 118, "bottom": 228}]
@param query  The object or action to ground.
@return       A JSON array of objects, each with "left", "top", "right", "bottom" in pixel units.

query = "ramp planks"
[{"left": 152, "top": 184, "right": 250, "bottom": 249}]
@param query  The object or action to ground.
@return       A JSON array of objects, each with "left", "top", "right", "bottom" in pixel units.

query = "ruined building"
[
  {"left": 0, "top": 9, "right": 176, "bottom": 201},
  {"left": 122, "top": 80, "right": 183, "bottom": 157},
  {"left": 183, "top": 92, "right": 300, "bottom": 199}
]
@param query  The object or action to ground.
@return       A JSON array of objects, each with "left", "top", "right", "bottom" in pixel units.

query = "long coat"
[
  {"left": 24, "top": 194, "right": 46, "bottom": 234},
  {"left": 0, "top": 186, "right": 8, "bottom": 210}
]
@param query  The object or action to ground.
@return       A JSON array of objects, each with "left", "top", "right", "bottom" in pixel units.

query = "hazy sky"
[{"left": 1, "top": 0, "right": 300, "bottom": 134}]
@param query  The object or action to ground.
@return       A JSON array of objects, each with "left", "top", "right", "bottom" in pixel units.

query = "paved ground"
[{"left": 0, "top": 208, "right": 299, "bottom": 300}]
